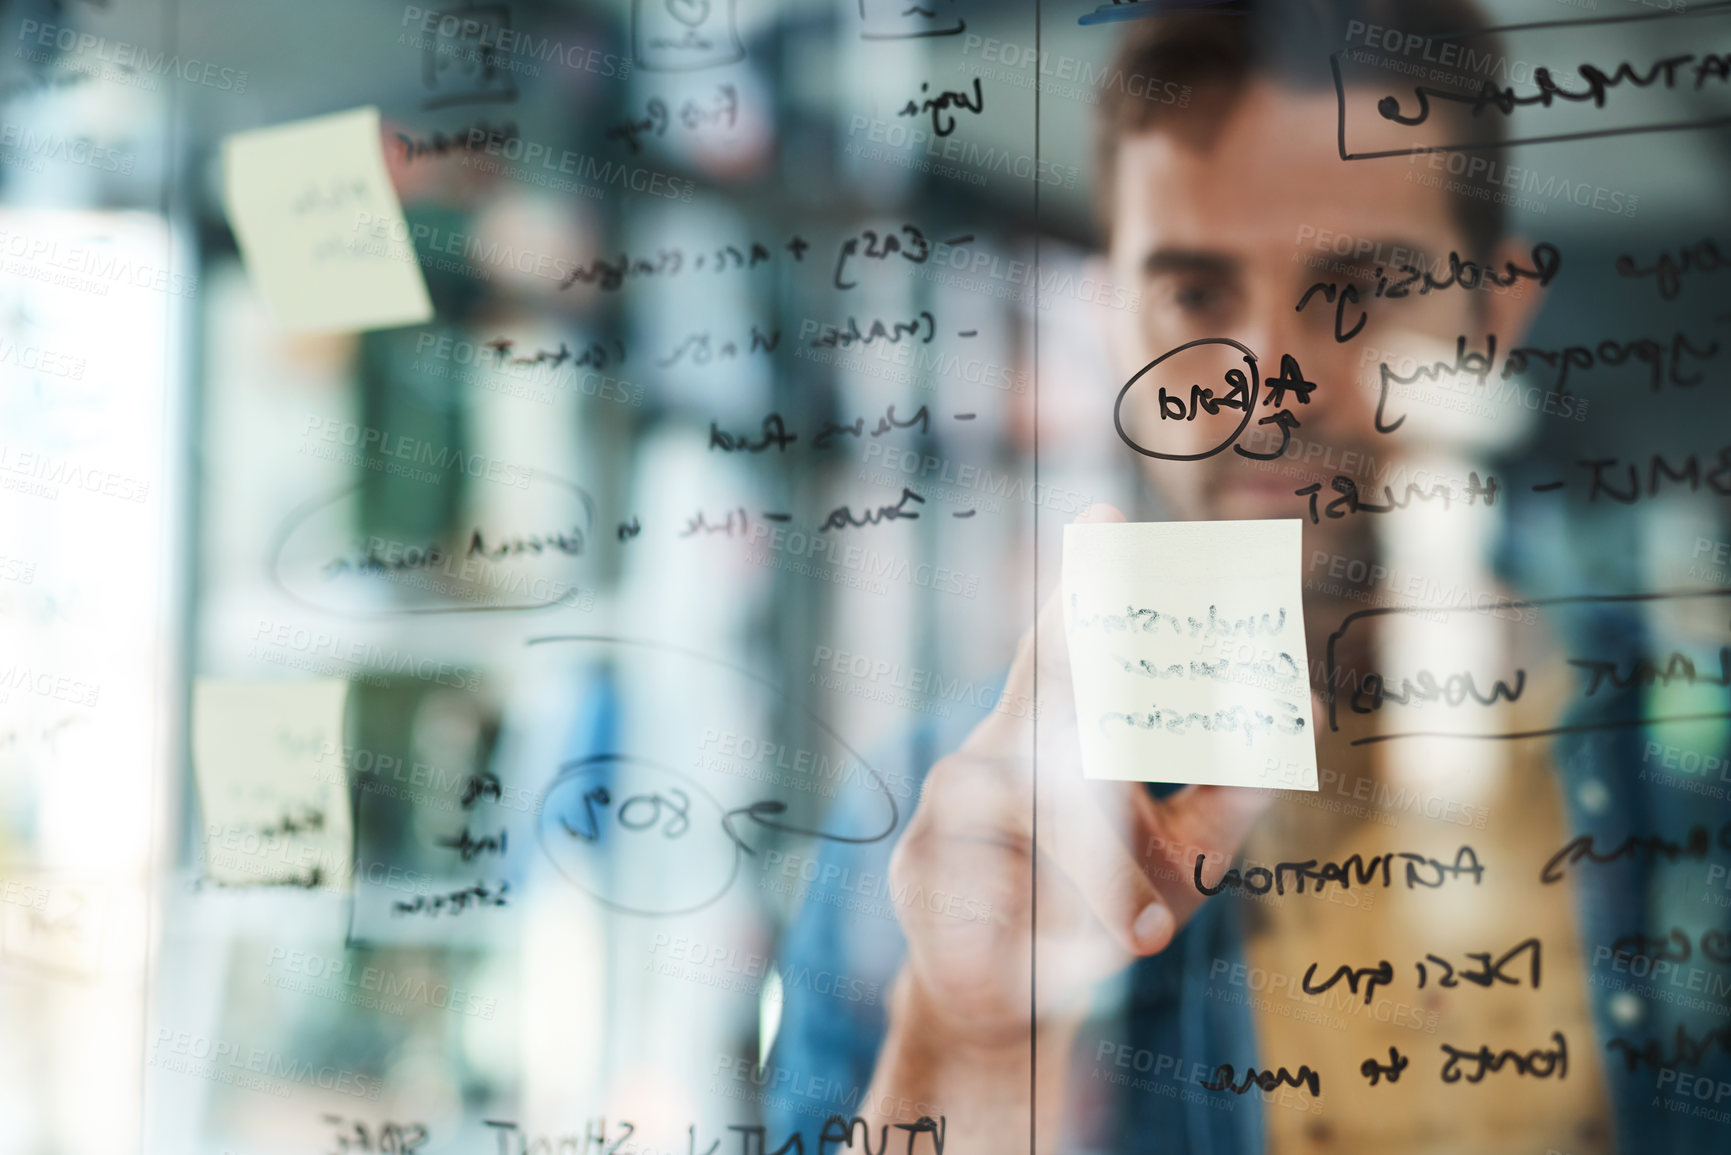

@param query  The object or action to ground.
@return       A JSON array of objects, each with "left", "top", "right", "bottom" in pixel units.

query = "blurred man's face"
[{"left": 1106, "top": 81, "right": 1511, "bottom": 529}]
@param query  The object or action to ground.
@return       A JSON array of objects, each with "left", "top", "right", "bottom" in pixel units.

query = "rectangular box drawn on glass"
[{"left": 1331, "top": 1, "right": 1731, "bottom": 159}]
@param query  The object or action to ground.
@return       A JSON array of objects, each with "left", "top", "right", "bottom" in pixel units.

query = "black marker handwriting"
[
  {"left": 486, "top": 1115, "right": 945, "bottom": 1155},
  {"left": 462, "top": 772, "right": 503, "bottom": 809},
  {"left": 256, "top": 805, "right": 325, "bottom": 838},
  {"left": 435, "top": 826, "right": 507, "bottom": 861},
  {"left": 659, "top": 326, "right": 779, "bottom": 367},
  {"left": 682, "top": 508, "right": 755, "bottom": 538},
  {"left": 560, "top": 241, "right": 781, "bottom": 291},
  {"left": 1414, "top": 938, "right": 1541, "bottom": 992},
  {"left": 1115, "top": 651, "right": 1302, "bottom": 687},
  {"left": 1616, "top": 237, "right": 1728, "bottom": 301},
  {"left": 808, "top": 312, "right": 936, "bottom": 349},
  {"left": 1302, "top": 958, "right": 1394, "bottom": 1004},
  {"left": 1569, "top": 649, "right": 1731, "bottom": 697},
  {"left": 1530, "top": 448, "right": 1731, "bottom": 504},
  {"left": 832, "top": 224, "right": 964, "bottom": 289},
  {"left": 606, "top": 85, "right": 737, "bottom": 153},
  {"left": 323, "top": 1114, "right": 428, "bottom": 1155},
  {"left": 897, "top": 78, "right": 984, "bottom": 137},
  {"left": 709, "top": 405, "right": 937, "bottom": 453},
  {"left": 1439, "top": 1031, "right": 1567, "bottom": 1083},
  {"left": 1102, "top": 700, "right": 1306, "bottom": 748},
  {"left": 1068, "top": 601, "right": 1287, "bottom": 639},
  {"left": 1297, "top": 244, "right": 1559, "bottom": 345},
  {"left": 397, "top": 120, "right": 517, "bottom": 163},
  {"left": 1117, "top": 341, "right": 1311, "bottom": 462},
  {"left": 821, "top": 487, "right": 926, "bottom": 530},
  {"left": 1608, "top": 1022, "right": 1731, "bottom": 1073},
  {"left": 1348, "top": 667, "right": 1526, "bottom": 714},
  {"left": 1372, "top": 327, "right": 1720, "bottom": 432},
  {"left": 1608, "top": 926, "right": 1731, "bottom": 967},
  {"left": 468, "top": 526, "right": 585, "bottom": 560},
  {"left": 1195, "top": 846, "right": 1485, "bottom": 897},
  {"left": 484, "top": 337, "right": 625, "bottom": 372},
  {"left": 709, "top": 414, "right": 798, "bottom": 454},
  {"left": 1201, "top": 1062, "right": 1320, "bottom": 1097},
  {"left": 814, "top": 403, "right": 930, "bottom": 446},
  {"left": 1541, "top": 821, "right": 1731, "bottom": 884},
  {"left": 1360, "top": 1047, "right": 1409, "bottom": 1086},
  {"left": 392, "top": 879, "right": 508, "bottom": 916},
  {"left": 1376, "top": 51, "right": 1730, "bottom": 127},
  {"left": 1295, "top": 472, "right": 1499, "bottom": 523}
]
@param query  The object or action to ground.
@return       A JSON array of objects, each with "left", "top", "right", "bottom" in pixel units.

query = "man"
[{"left": 771, "top": 3, "right": 1724, "bottom": 1151}]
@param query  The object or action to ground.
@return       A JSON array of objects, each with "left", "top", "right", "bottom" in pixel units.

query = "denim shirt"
[{"left": 767, "top": 608, "right": 1731, "bottom": 1153}]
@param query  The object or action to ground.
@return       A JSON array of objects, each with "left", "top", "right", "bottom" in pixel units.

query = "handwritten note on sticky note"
[
  {"left": 1062, "top": 519, "right": 1317, "bottom": 790},
  {"left": 222, "top": 106, "right": 432, "bottom": 333},
  {"left": 192, "top": 680, "right": 354, "bottom": 890}
]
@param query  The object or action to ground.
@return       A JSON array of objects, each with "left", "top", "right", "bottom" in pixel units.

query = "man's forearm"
[{"left": 862, "top": 972, "right": 1080, "bottom": 1155}]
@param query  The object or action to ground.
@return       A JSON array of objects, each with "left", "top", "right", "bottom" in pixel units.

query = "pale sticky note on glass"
[
  {"left": 192, "top": 680, "right": 354, "bottom": 889},
  {"left": 1062, "top": 520, "right": 1318, "bottom": 790},
  {"left": 222, "top": 106, "right": 432, "bottom": 333}
]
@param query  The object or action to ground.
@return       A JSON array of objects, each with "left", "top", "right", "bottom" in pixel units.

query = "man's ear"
[{"left": 1482, "top": 235, "right": 1547, "bottom": 347}]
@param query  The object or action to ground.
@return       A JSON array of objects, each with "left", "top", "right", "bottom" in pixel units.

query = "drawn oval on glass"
[
  {"left": 1114, "top": 337, "right": 1261, "bottom": 461},
  {"left": 527, "top": 634, "right": 900, "bottom": 916},
  {"left": 538, "top": 755, "right": 741, "bottom": 917},
  {"left": 267, "top": 470, "right": 596, "bottom": 617}
]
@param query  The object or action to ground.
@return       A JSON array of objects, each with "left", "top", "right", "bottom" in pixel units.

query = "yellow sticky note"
[
  {"left": 222, "top": 106, "right": 432, "bottom": 333},
  {"left": 1062, "top": 519, "right": 1318, "bottom": 790},
  {"left": 192, "top": 679, "right": 354, "bottom": 889}
]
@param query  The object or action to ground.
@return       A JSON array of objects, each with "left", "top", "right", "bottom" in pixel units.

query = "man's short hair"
[{"left": 1095, "top": 0, "right": 1508, "bottom": 259}]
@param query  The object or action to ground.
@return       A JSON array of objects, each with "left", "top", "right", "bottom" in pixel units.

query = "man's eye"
[
  {"left": 1167, "top": 279, "right": 1231, "bottom": 317},
  {"left": 1176, "top": 284, "right": 1214, "bottom": 310}
]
